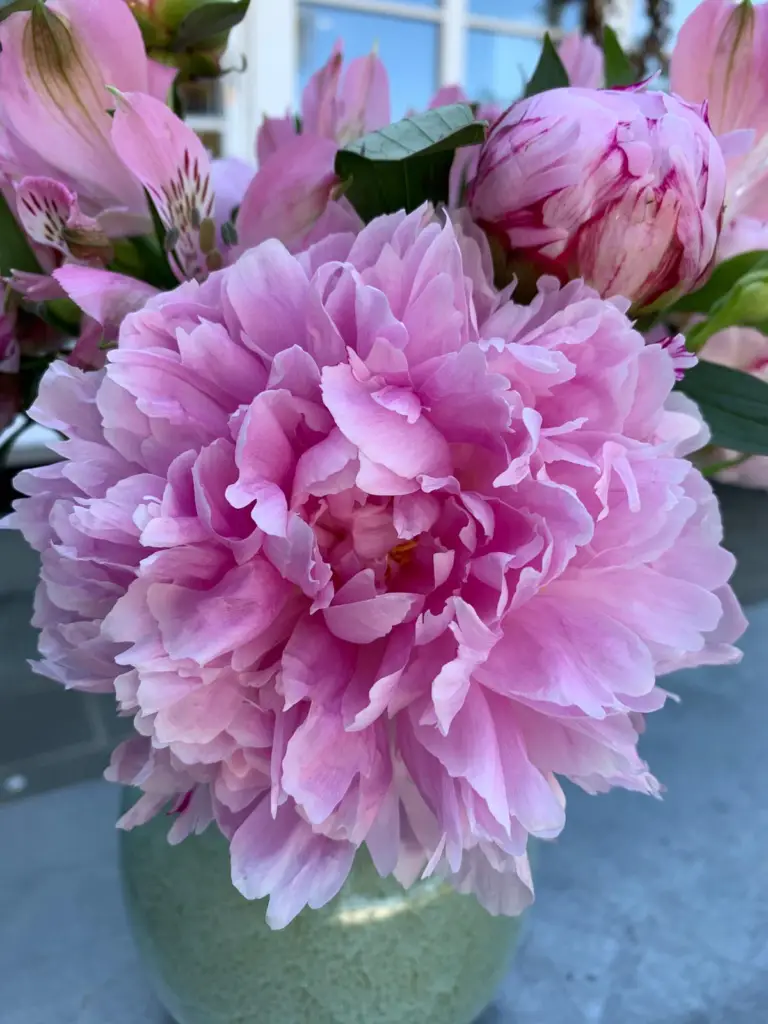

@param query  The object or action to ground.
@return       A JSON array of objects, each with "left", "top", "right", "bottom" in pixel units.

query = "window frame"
[{"left": 217, "top": 0, "right": 637, "bottom": 158}]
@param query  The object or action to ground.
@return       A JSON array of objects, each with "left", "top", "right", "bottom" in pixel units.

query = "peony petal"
[
  {"left": 321, "top": 363, "right": 452, "bottom": 482},
  {"left": 148, "top": 561, "right": 292, "bottom": 665}
]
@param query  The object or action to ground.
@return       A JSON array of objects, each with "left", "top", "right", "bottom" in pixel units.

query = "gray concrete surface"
[{"left": 1, "top": 600, "right": 766, "bottom": 1024}]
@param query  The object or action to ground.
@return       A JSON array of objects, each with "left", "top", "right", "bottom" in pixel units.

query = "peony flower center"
[{"left": 388, "top": 538, "right": 419, "bottom": 567}]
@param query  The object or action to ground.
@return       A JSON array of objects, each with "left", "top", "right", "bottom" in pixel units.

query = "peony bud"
[
  {"left": 125, "top": 0, "right": 248, "bottom": 80},
  {"left": 467, "top": 87, "right": 727, "bottom": 309},
  {"left": 126, "top": 0, "right": 212, "bottom": 39}
]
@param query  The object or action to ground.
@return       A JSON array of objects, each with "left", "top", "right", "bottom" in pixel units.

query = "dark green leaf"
[
  {"left": 671, "top": 250, "right": 768, "bottom": 314},
  {"left": 335, "top": 104, "right": 487, "bottom": 223},
  {"left": 0, "top": 0, "right": 37, "bottom": 23},
  {"left": 0, "top": 192, "right": 42, "bottom": 278},
  {"left": 524, "top": 34, "right": 569, "bottom": 98},
  {"left": 173, "top": 0, "right": 250, "bottom": 51},
  {"left": 603, "top": 26, "right": 636, "bottom": 87},
  {"left": 677, "top": 361, "right": 768, "bottom": 455}
]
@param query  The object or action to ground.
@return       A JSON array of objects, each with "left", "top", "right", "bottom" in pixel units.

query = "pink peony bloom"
[
  {"left": 0, "top": 0, "right": 174, "bottom": 232},
  {"left": 7, "top": 206, "right": 744, "bottom": 929},
  {"left": 467, "top": 87, "right": 727, "bottom": 309},
  {"left": 558, "top": 32, "right": 605, "bottom": 89}
]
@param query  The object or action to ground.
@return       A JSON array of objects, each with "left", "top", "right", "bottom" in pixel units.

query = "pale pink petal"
[
  {"left": 237, "top": 135, "right": 339, "bottom": 253},
  {"left": 53, "top": 266, "right": 158, "bottom": 330},
  {"left": 147, "top": 562, "right": 293, "bottom": 664},
  {"left": 231, "top": 800, "right": 355, "bottom": 928},
  {"left": 321, "top": 363, "right": 452, "bottom": 482},
  {"left": 111, "top": 91, "right": 214, "bottom": 280},
  {"left": 558, "top": 33, "right": 605, "bottom": 89}
]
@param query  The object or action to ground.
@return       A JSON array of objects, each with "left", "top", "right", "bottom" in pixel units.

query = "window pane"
[
  {"left": 197, "top": 131, "right": 223, "bottom": 158},
  {"left": 178, "top": 79, "right": 223, "bottom": 116},
  {"left": 469, "top": 0, "right": 578, "bottom": 31},
  {"left": 298, "top": 6, "right": 438, "bottom": 120},
  {"left": 631, "top": 0, "right": 699, "bottom": 48},
  {"left": 467, "top": 31, "right": 542, "bottom": 107}
]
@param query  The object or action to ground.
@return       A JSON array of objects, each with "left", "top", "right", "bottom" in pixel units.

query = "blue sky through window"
[{"left": 298, "top": 6, "right": 439, "bottom": 120}]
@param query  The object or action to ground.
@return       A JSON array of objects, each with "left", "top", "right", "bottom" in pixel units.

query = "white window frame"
[{"left": 223, "top": 0, "right": 637, "bottom": 158}]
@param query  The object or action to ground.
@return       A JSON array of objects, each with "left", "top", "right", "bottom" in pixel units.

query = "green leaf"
[
  {"left": 0, "top": 192, "right": 42, "bottom": 278},
  {"left": 524, "top": 34, "right": 569, "bottom": 98},
  {"left": 335, "top": 104, "right": 487, "bottom": 223},
  {"left": 671, "top": 250, "right": 768, "bottom": 314},
  {"left": 603, "top": 26, "right": 636, "bottom": 87},
  {"left": 0, "top": 0, "right": 37, "bottom": 23},
  {"left": 685, "top": 267, "right": 768, "bottom": 352},
  {"left": 172, "top": 0, "right": 250, "bottom": 51},
  {"left": 677, "top": 361, "right": 768, "bottom": 455}
]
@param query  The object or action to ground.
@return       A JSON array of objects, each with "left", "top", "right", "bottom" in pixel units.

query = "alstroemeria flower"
[
  {"left": 671, "top": 0, "right": 768, "bottom": 221},
  {"left": 238, "top": 44, "right": 388, "bottom": 254},
  {"left": 15, "top": 177, "right": 114, "bottom": 265},
  {"left": 0, "top": 0, "right": 174, "bottom": 231},
  {"left": 257, "top": 43, "right": 391, "bottom": 162},
  {"left": 110, "top": 90, "right": 217, "bottom": 281},
  {"left": 558, "top": 32, "right": 605, "bottom": 88},
  {"left": 53, "top": 265, "right": 159, "bottom": 336}
]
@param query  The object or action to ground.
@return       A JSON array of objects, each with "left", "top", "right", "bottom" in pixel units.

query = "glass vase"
[{"left": 119, "top": 791, "right": 523, "bottom": 1024}]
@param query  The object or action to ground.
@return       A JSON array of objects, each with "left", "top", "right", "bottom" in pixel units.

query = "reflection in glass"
[
  {"left": 196, "top": 131, "right": 223, "bottom": 158},
  {"left": 631, "top": 0, "right": 699, "bottom": 48},
  {"left": 298, "top": 6, "right": 438, "bottom": 121},
  {"left": 178, "top": 79, "right": 223, "bottom": 116},
  {"left": 467, "top": 31, "right": 543, "bottom": 107},
  {"left": 469, "top": 0, "right": 579, "bottom": 31}
]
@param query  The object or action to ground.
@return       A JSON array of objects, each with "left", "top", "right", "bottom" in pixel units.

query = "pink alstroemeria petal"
[
  {"left": 337, "top": 51, "right": 391, "bottom": 145},
  {"left": 53, "top": 265, "right": 158, "bottom": 332},
  {"left": 15, "top": 177, "right": 96, "bottom": 256},
  {"left": 237, "top": 134, "right": 341, "bottom": 252},
  {"left": 110, "top": 90, "right": 215, "bottom": 281},
  {"left": 301, "top": 43, "right": 344, "bottom": 139},
  {"left": 5, "top": 271, "right": 66, "bottom": 302},
  {"left": 0, "top": 0, "right": 148, "bottom": 218},
  {"left": 68, "top": 316, "right": 107, "bottom": 371}
]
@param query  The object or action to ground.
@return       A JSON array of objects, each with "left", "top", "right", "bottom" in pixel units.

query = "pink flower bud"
[{"left": 468, "top": 87, "right": 727, "bottom": 308}]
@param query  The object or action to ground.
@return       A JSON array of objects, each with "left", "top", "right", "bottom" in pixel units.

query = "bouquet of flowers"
[{"left": 1, "top": 0, "right": 765, "bottom": 929}]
